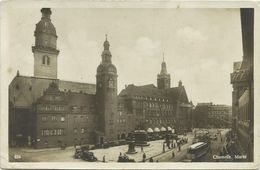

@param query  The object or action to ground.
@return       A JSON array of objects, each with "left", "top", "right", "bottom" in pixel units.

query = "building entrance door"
[{"left": 100, "top": 137, "right": 104, "bottom": 144}]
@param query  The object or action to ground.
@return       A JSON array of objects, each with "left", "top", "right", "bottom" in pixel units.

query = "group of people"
[{"left": 163, "top": 139, "right": 183, "bottom": 153}]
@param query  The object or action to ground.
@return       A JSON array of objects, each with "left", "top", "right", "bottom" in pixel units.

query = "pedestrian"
[
  {"left": 143, "top": 153, "right": 146, "bottom": 162},
  {"left": 120, "top": 152, "right": 122, "bottom": 156},
  {"left": 141, "top": 146, "right": 143, "bottom": 152},
  {"left": 172, "top": 151, "right": 175, "bottom": 158},
  {"left": 178, "top": 144, "right": 181, "bottom": 152},
  {"left": 149, "top": 157, "right": 154, "bottom": 162},
  {"left": 103, "top": 155, "right": 106, "bottom": 163},
  {"left": 162, "top": 143, "right": 165, "bottom": 153}
]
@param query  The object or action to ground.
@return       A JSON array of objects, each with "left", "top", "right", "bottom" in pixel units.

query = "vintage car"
[
  {"left": 74, "top": 145, "right": 90, "bottom": 159},
  {"left": 117, "top": 155, "right": 135, "bottom": 162},
  {"left": 74, "top": 148, "right": 83, "bottom": 159},
  {"left": 81, "top": 151, "right": 98, "bottom": 162}
]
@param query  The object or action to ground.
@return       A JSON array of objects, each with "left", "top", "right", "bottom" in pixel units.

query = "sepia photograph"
[{"left": 0, "top": 0, "right": 259, "bottom": 169}]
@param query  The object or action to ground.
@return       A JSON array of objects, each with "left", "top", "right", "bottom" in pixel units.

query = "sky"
[{"left": 6, "top": 8, "right": 243, "bottom": 105}]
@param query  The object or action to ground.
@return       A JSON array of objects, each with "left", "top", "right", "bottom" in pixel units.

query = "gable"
[{"left": 178, "top": 87, "right": 189, "bottom": 103}]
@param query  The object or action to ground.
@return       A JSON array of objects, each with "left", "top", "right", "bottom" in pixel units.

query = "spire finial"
[
  {"left": 163, "top": 52, "right": 165, "bottom": 62},
  {"left": 103, "top": 34, "right": 110, "bottom": 50},
  {"left": 41, "top": 8, "right": 52, "bottom": 19}
]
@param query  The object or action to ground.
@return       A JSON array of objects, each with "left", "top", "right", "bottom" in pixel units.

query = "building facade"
[
  {"left": 230, "top": 8, "right": 254, "bottom": 161},
  {"left": 193, "top": 103, "right": 232, "bottom": 128},
  {"left": 9, "top": 8, "right": 193, "bottom": 148}
]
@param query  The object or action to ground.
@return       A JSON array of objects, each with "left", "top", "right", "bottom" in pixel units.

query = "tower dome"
[
  {"left": 33, "top": 8, "right": 58, "bottom": 51},
  {"left": 35, "top": 8, "right": 57, "bottom": 36},
  {"left": 32, "top": 8, "right": 59, "bottom": 79}
]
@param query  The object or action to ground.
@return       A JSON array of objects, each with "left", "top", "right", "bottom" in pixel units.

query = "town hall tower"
[
  {"left": 157, "top": 56, "right": 171, "bottom": 89},
  {"left": 96, "top": 36, "right": 118, "bottom": 143},
  {"left": 32, "top": 8, "right": 59, "bottom": 79}
]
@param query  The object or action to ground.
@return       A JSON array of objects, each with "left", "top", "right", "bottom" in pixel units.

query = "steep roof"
[
  {"left": 118, "top": 84, "right": 189, "bottom": 103},
  {"left": 119, "top": 84, "right": 162, "bottom": 97},
  {"left": 9, "top": 75, "right": 96, "bottom": 108}
]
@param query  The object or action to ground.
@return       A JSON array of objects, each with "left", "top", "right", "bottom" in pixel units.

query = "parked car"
[
  {"left": 74, "top": 145, "right": 90, "bottom": 159},
  {"left": 74, "top": 148, "right": 83, "bottom": 159},
  {"left": 81, "top": 151, "right": 98, "bottom": 162},
  {"left": 117, "top": 155, "right": 135, "bottom": 162},
  {"left": 103, "top": 142, "right": 110, "bottom": 148}
]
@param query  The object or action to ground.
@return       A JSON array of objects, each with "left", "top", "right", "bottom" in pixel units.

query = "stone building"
[
  {"left": 230, "top": 8, "right": 254, "bottom": 161},
  {"left": 193, "top": 103, "right": 232, "bottom": 128},
  {"left": 9, "top": 8, "right": 193, "bottom": 148}
]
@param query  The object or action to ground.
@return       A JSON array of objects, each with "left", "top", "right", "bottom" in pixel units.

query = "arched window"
[
  {"left": 47, "top": 57, "right": 50, "bottom": 65},
  {"left": 42, "top": 56, "right": 45, "bottom": 64},
  {"left": 42, "top": 55, "right": 50, "bottom": 65}
]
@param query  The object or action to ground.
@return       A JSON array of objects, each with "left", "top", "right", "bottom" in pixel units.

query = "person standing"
[
  {"left": 143, "top": 153, "right": 146, "bottom": 162},
  {"left": 103, "top": 155, "right": 106, "bottom": 163},
  {"left": 162, "top": 143, "right": 165, "bottom": 153},
  {"left": 141, "top": 146, "right": 143, "bottom": 152},
  {"left": 178, "top": 144, "right": 181, "bottom": 152},
  {"left": 172, "top": 151, "right": 175, "bottom": 158}
]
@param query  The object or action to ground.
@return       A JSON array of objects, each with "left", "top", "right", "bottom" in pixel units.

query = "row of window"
[
  {"left": 41, "top": 116, "right": 65, "bottom": 122},
  {"left": 117, "top": 119, "right": 126, "bottom": 123},
  {"left": 134, "top": 96, "right": 170, "bottom": 102},
  {"left": 41, "top": 129, "right": 65, "bottom": 136},
  {"left": 145, "top": 119, "right": 175, "bottom": 124},
  {"left": 39, "top": 105, "right": 65, "bottom": 111},
  {"left": 145, "top": 111, "right": 173, "bottom": 117},
  {"left": 73, "top": 128, "right": 86, "bottom": 134},
  {"left": 143, "top": 102, "right": 173, "bottom": 110}
]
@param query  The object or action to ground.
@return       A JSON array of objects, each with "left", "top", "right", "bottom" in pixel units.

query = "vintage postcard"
[{"left": 0, "top": 0, "right": 259, "bottom": 169}]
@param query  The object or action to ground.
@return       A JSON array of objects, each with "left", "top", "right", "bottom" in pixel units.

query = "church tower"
[
  {"left": 96, "top": 35, "right": 118, "bottom": 143},
  {"left": 32, "top": 8, "right": 59, "bottom": 79},
  {"left": 157, "top": 54, "right": 171, "bottom": 89}
]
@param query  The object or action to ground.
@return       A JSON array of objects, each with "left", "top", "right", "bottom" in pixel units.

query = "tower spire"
[
  {"left": 157, "top": 53, "right": 171, "bottom": 89},
  {"left": 41, "top": 8, "right": 52, "bottom": 19},
  {"left": 103, "top": 34, "right": 110, "bottom": 50},
  {"left": 163, "top": 52, "right": 165, "bottom": 62},
  {"left": 160, "top": 54, "right": 167, "bottom": 75}
]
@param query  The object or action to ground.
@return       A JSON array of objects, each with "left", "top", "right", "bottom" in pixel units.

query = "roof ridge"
[{"left": 15, "top": 74, "right": 95, "bottom": 85}]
